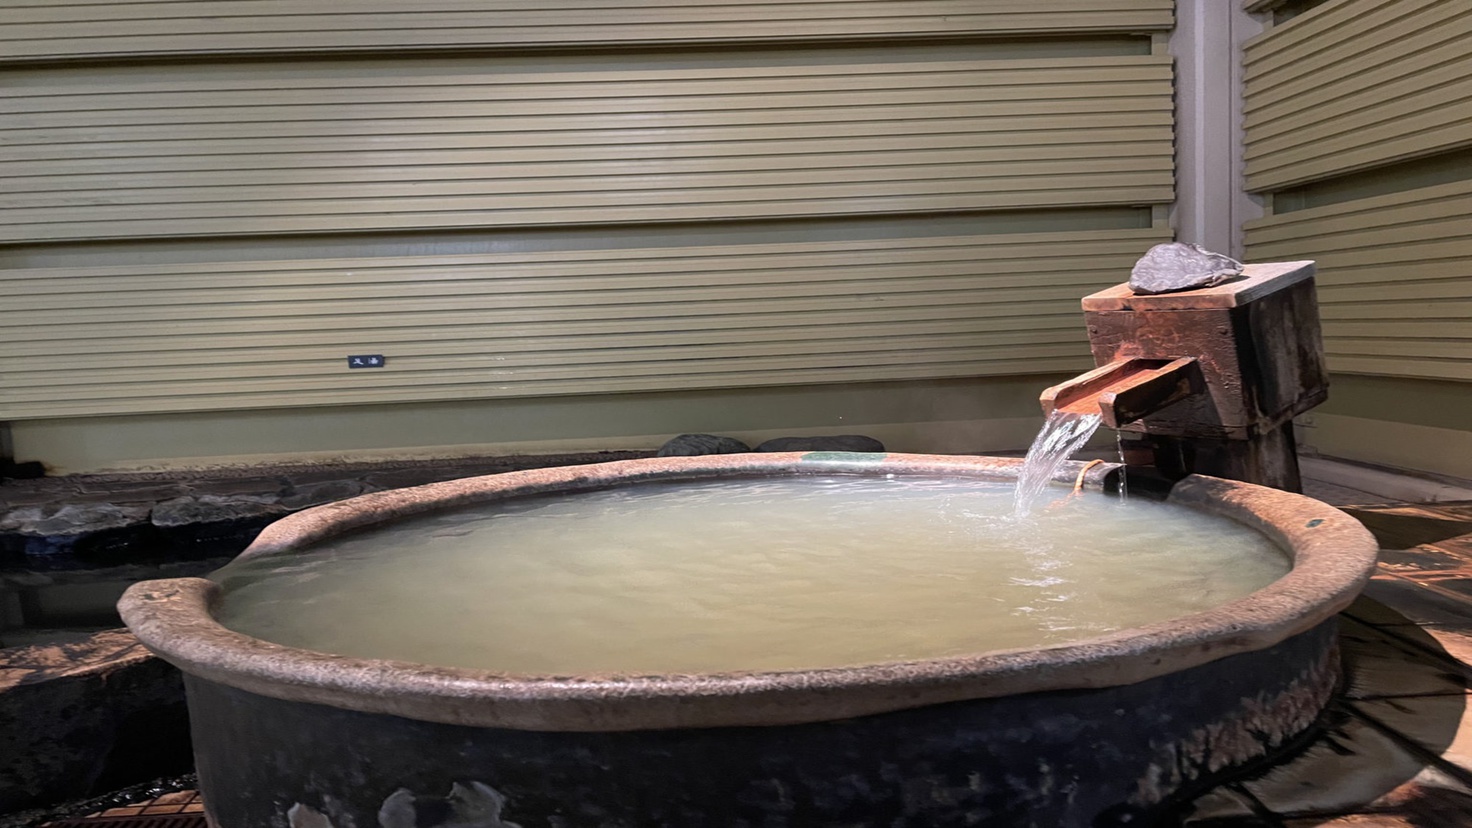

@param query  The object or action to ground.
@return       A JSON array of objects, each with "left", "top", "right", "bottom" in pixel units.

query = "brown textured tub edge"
[{"left": 117, "top": 453, "right": 1378, "bottom": 732}]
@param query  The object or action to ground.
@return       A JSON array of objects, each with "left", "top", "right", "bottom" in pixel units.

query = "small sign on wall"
[{"left": 347, "top": 355, "right": 386, "bottom": 369}]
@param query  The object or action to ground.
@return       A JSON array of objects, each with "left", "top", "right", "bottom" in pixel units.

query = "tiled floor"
[
  {"left": 91, "top": 791, "right": 205, "bottom": 819},
  {"left": 41, "top": 791, "right": 205, "bottom": 828}
]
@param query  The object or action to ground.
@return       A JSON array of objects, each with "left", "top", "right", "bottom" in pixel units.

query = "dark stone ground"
[{"left": 1, "top": 451, "right": 651, "bottom": 571}]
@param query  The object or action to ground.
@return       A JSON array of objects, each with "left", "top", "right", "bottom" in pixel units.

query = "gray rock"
[
  {"left": 1129, "top": 242, "right": 1244, "bottom": 295},
  {"left": 0, "top": 503, "right": 151, "bottom": 537},
  {"left": 279, "top": 479, "right": 375, "bottom": 511},
  {"left": 150, "top": 494, "right": 288, "bottom": 528},
  {"left": 183, "top": 476, "right": 289, "bottom": 497},
  {"left": 656, "top": 434, "right": 752, "bottom": 457},
  {"left": 755, "top": 435, "right": 886, "bottom": 453}
]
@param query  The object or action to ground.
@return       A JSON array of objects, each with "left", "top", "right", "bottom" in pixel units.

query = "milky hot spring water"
[{"left": 213, "top": 475, "right": 1287, "bottom": 675}]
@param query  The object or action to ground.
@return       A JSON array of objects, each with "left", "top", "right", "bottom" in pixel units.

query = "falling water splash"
[
  {"left": 1014, "top": 411, "right": 1104, "bottom": 516},
  {"left": 1115, "top": 434, "right": 1131, "bottom": 503}
]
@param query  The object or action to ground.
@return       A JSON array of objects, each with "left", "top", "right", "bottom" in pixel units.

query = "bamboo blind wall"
[
  {"left": 1243, "top": 0, "right": 1472, "bottom": 192},
  {"left": 0, "top": 1, "right": 1175, "bottom": 421},
  {"left": 1246, "top": 180, "right": 1472, "bottom": 382},
  {"left": 1, "top": 1, "right": 1174, "bottom": 62},
  {"left": 1, "top": 230, "right": 1168, "bottom": 418},
  {"left": 1242, "top": 0, "right": 1472, "bottom": 384},
  {"left": 2, "top": 55, "right": 1174, "bottom": 244}
]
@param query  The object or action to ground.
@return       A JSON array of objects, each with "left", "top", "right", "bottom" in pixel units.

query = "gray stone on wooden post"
[{"left": 1129, "top": 242, "right": 1244, "bottom": 295}]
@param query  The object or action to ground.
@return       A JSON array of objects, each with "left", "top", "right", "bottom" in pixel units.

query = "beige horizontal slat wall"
[
  {"left": 0, "top": 1, "right": 1174, "bottom": 62},
  {"left": 1243, "top": 0, "right": 1472, "bottom": 192},
  {"left": 0, "top": 1, "right": 1175, "bottom": 467},
  {"left": 1245, "top": 179, "right": 1472, "bottom": 382},
  {"left": 0, "top": 229, "right": 1168, "bottom": 419},
  {"left": 1, "top": 56, "right": 1173, "bottom": 244},
  {"left": 1242, "top": 0, "right": 1472, "bottom": 479}
]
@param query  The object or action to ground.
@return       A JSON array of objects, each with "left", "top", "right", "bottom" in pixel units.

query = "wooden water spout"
[
  {"left": 1041, "top": 357, "right": 1203, "bottom": 429},
  {"left": 1046, "top": 261, "right": 1328, "bottom": 492}
]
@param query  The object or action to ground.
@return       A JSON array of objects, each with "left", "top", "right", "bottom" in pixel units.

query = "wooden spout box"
[{"left": 1079, "top": 261, "right": 1327, "bottom": 441}]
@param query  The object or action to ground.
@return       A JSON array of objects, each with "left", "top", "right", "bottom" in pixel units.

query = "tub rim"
[{"left": 118, "top": 452, "right": 1378, "bottom": 732}]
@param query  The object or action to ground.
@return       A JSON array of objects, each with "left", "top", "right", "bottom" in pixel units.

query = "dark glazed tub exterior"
[{"left": 118, "top": 453, "right": 1379, "bottom": 828}]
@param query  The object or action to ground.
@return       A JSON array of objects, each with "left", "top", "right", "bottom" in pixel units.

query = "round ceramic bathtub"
[{"left": 118, "top": 453, "right": 1378, "bottom": 828}]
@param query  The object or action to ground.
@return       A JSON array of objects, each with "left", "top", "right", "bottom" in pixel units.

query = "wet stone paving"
[{"left": 1185, "top": 498, "right": 1472, "bottom": 827}]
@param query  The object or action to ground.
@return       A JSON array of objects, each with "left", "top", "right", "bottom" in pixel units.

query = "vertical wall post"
[
  {"left": 0, "top": 422, "right": 44, "bottom": 479},
  {"left": 1170, "top": 0, "right": 1265, "bottom": 260}
]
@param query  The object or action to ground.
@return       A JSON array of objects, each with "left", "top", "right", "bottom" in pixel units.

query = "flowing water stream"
[{"left": 1013, "top": 411, "right": 1105, "bottom": 516}]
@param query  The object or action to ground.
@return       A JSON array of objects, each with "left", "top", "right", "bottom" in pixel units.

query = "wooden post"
[{"left": 1056, "top": 261, "right": 1327, "bottom": 492}]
